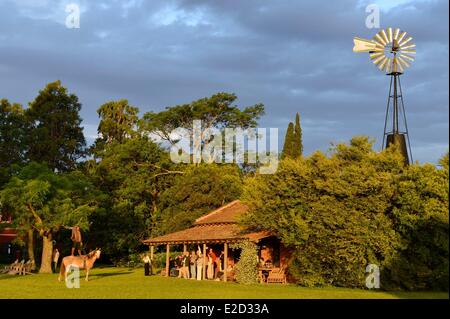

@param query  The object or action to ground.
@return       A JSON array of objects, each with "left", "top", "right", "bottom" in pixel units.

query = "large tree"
[
  {"left": 281, "top": 122, "right": 294, "bottom": 159},
  {"left": 86, "top": 136, "right": 181, "bottom": 261},
  {"left": 281, "top": 113, "right": 303, "bottom": 159},
  {"left": 0, "top": 163, "right": 98, "bottom": 273},
  {"left": 155, "top": 163, "right": 243, "bottom": 236},
  {"left": 97, "top": 99, "right": 139, "bottom": 144},
  {"left": 293, "top": 112, "right": 303, "bottom": 157},
  {"left": 26, "top": 81, "right": 86, "bottom": 172},
  {"left": 139, "top": 92, "right": 264, "bottom": 162},
  {"left": 385, "top": 153, "right": 449, "bottom": 290},
  {"left": 0, "top": 99, "right": 27, "bottom": 186},
  {"left": 242, "top": 137, "right": 448, "bottom": 289},
  {"left": 242, "top": 137, "right": 408, "bottom": 288}
]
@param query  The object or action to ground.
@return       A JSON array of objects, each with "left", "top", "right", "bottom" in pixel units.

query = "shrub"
[{"left": 231, "top": 241, "right": 258, "bottom": 284}]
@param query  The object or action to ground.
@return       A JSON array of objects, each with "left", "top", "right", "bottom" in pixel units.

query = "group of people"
[{"left": 168, "top": 248, "right": 224, "bottom": 280}]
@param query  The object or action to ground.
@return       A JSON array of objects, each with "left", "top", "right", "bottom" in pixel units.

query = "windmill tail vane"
[{"left": 353, "top": 27, "right": 415, "bottom": 164}]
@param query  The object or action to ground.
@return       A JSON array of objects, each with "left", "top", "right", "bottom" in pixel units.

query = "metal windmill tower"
[{"left": 353, "top": 27, "right": 415, "bottom": 164}]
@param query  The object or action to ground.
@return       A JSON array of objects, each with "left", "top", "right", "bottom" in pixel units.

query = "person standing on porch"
[
  {"left": 207, "top": 248, "right": 215, "bottom": 279},
  {"left": 196, "top": 249, "right": 203, "bottom": 280},
  {"left": 181, "top": 252, "right": 190, "bottom": 279},
  {"left": 189, "top": 250, "right": 197, "bottom": 280}
]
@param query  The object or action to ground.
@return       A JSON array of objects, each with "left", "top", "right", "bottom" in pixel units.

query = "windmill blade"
[
  {"left": 400, "top": 43, "right": 416, "bottom": 50},
  {"left": 399, "top": 36, "right": 413, "bottom": 47},
  {"left": 353, "top": 37, "right": 377, "bottom": 52},
  {"left": 374, "top": 32, "right": 387, "bottom": 46},
  {"left": 393, "top": 28, "right": 401, "bottom": 40},
  {"left": 397, "top": 56, "right": 411, "bottom": 68},
  {"left": 372, "top": 41, "right": 385, "bottom": 52},
  {"left": 385, "top": 58, "right": 392, "bottom": 73},
  {"left": 397, "top": 31, "right": 407, "bottom": 44},
  {"left": 380, "top": 29, "right": 390, "bottom": 45},
  {"left": 387, "top": 27, "right": 393, "bottom": 43},
  {"left": 378, "top": 56, "right": 389, "bottom": 70},
  {"left": 399, "top": 53, "right": 415, "bottom": 62},
  {"left": 370, "top": 52, "right": 384, "bottom": 60},
  {"left": 372, "top": 38, "right": 384, "bottom": 46},
  {"left": 372, "top": 46, "right": 385, "bottom": 52},
  {"left": 373, "top": 55, "right": 386, "bottom": 65},
  {"left": 401, "top": 49, "right": 416, "bottom": 55}
]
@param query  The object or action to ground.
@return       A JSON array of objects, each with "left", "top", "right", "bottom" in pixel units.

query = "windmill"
[{"left": 353, "top": 27, "right": 415, "bottom": 164}]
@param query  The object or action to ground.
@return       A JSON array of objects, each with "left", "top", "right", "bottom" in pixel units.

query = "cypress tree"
[
  {"left": 293, "top": 112, "right": 303, "bottom": 158},
  {"left": 281, "top": 122, "right": 294, "bottom": 159}
]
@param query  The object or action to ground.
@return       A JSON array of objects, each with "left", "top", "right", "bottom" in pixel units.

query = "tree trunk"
[
  {"left": 27, "top": 229, "right": 36, "bottom": 270},
  {"left": 39, "top": 233, "right": 53, "bottom": 273}
]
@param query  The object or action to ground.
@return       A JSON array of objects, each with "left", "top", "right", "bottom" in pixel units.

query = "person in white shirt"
[
  {"left": 196, "top": 249, "right": 203, "bottom": 280},
  {"left": 142, "top": 254, "right": 151, "bottom": 276},
  {"left": 52, "top": 248, "right": 60, "bottom": 272}
]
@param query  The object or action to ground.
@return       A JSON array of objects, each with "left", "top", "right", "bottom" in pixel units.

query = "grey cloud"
[{"left": 0, "top": 0, "right": 447, "bottom": 163}]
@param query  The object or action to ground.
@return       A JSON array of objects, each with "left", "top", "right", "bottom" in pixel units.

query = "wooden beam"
[
  {"left": 202, "top": 243, "right": 207, "bottom": 280},
  {"left": 183, "top": 244, "right": 187, "bottom": 253},
  {"left": 165, "top": 244, "right": 170, "bottom": 277},
  {"left": 150, "top": 245, "right": 154, "bottom": 275},
  {"left": 224, "top": 242, "right": 228, "bottom": 282}
]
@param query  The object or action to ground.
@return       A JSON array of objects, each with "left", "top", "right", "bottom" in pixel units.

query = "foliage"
[
  {"left": 241, "top": 137, "right": 445, "bottom": 288},
  {"left": 139, "top": 92, "right": 264, "bottom": 147},
  {"left": 0, "top": 162, "right": 99, "bottom": 272},
  {"left": 293, "top": 113, "right": 303, "bottom": 157},
  {"left": 96, "top": 99, "right": 139, "bottom": 144},
  {"left": 26, "top": 81, "right": 86, "bottom": 172},
  {"left": 0, "top": 99, "right": 27, "bottom": 186},
  {"left": 155, "top": 164, "right": 243, "bottom": 235},
  {"left": 86, "top": 136, "right": 179, "bottom": 261},
  {"left": 281, "top": 113, "right": 302, "bottom": 159},
  {"left": 230, "top": 241, "right": 259, "bottom": 284},
  {"left": 281, "top": 122, "right": 294, "bottom": 159},
  {"left": 383, "top": 156, "right": 449, "bottom": 290}
]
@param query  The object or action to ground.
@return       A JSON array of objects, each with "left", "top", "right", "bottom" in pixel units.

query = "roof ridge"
[{"left": 195, "top": 200, "right": 241, "bottom": 224}]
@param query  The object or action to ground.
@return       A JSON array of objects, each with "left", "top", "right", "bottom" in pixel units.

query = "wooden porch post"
[
  {"left": 202, "top": 243, "right": 207, "bottom": 280},
  {"left": 223, "top": 242, "right": 228, "bottom": 282},
  {"left": 150, "top": 245, "right": 154, "bottom": 275},
  {"left": 183, "top": 244, "right": 187, "bottom": 254},
  {"left": 165, "top": 244, "right": 170, "bottom": 277}
]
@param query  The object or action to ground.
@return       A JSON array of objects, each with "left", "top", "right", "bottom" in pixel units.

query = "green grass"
[{"left": 0, "top": 267, "right": 448, "bottom": 299}]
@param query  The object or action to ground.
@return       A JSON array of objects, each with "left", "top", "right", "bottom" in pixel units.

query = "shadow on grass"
[
  {"left": 0, "top": 274, "right": 21, "bottom": 281},
  {"left": 87, "top": 270, "right": 134, "bottom": 281},
  {"left": 0, "top": 273, "right": 40, "bottom": 280}
]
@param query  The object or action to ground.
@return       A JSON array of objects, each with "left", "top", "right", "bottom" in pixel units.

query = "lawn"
[{"left": 0, "top": 267, "right": 448, "bottom": 299}]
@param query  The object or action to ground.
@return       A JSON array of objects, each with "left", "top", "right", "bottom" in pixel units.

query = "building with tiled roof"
[{"left": 142, "top": 200, "right": 292, "bottom": 282}]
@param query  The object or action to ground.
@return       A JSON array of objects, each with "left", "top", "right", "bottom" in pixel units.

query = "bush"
[
  {"left": 241, "top": 138, "right": 449, "bottom": 290},
  {"left": 231, "top": 241, "right": 258, "bottom": 284}
]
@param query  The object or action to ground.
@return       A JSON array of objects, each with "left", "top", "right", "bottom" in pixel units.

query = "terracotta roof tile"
[
  {"left": 142, "top": 200, "right": 272, "bottom": 245},
  {"left": 142, "top": 224, "right": 256, "bottom": 244},
  {"left": 194, "top": 200, "right": 249, "bottom": 225}
]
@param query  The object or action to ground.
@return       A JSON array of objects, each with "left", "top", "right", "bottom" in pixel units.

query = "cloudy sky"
[{"left": 0, "top": 0, "right": 448, "bottom": 163}]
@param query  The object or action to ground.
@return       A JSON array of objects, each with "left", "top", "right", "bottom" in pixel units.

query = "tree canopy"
[
  {"left": 0, "top": 162, "right": 98, "bottom": 272},
  {"left": 26, "top": 81, "right": 86, "bottom": 172},
  {"left": 241, "top": 137, "right": 448, "bottom": 289}
]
